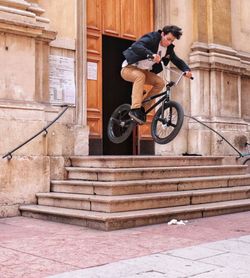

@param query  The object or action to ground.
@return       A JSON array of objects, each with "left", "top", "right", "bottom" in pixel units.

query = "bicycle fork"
[{"left": 159, "top": 87, "right": 171, "bottom": 126}]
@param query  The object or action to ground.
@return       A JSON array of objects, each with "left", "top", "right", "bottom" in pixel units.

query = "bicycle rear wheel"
[
  {"left": 151, "top": 101, "right": 184, "bottom": 144},
  {"left": 107, "top": 104, "right": 135, "bottom": 144}
]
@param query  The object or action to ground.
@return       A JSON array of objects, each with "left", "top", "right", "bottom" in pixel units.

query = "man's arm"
[{"left": 170, "top": 51, "right": 190, "bottom": 72}]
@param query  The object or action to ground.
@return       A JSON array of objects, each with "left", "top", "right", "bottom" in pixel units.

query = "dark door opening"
[{"left": 102, "top": 35, "right": 135, "bottom": 155}]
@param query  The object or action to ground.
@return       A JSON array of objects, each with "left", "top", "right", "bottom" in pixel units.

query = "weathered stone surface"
[
  {"left": 19, "top": 156, "right": 250, "bottom": 230},
  {"left": 0, "top": 0, "right": 88, "bottom": 220},
  {"left": 0, "top": 156, "right": 50, "bottom": 217}
]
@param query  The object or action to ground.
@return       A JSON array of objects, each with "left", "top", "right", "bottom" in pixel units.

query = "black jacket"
[{"left": 122, "top": 30, "right": 190, "bottom": 74}]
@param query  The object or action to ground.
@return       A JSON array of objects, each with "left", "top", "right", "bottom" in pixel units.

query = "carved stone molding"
[
  {"left": 0, "top": 0, "right": 51, "bottom": 30},
  {"left": 27, "top": 2, "right": 45, "bottom": 16},
  {"left": 0, "top": 0, "right": 30, "bottom": 10},
  {"left": 190, "top": 41, "right": 250, "bottom": 75},
  {"left": 187, "top": 40, "right": 250, "bottom": 156}
]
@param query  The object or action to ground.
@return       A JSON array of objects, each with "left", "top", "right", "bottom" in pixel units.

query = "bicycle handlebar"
[
  {"left": 160, "top": 61, "right": 194, "bottom": 86},
  {"left": 147, "top": 54, "right": 194, "bottom": 82}
]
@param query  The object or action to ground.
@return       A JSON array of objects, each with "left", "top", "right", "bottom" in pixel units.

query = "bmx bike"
[{"left": 107, "top": 60, "right": 193, "bottom": 145}]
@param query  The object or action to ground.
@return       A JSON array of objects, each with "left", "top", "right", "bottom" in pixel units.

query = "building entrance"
[
  {"left": 87, "top": 0, "right": 153, "bottom": 155},
  {"left": 102, "top": 35, "right": 134, "bottom": 155}
]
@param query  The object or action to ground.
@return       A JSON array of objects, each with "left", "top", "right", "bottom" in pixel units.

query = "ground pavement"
[{"left": 0, "top": 212, "right": 250, "bottom": 278}]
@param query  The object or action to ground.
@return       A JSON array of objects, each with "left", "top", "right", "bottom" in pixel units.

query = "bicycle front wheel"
[
  {"left": 107, "top": 104, "right": 135, "bottom": 144},
  {"left": 151, "top": 101, "right": 184, "bottom": 144}
]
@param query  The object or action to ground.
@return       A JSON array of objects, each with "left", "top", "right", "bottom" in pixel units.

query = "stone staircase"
[{"left": 19, "top": 156, "right": 250, "bottom": 231}]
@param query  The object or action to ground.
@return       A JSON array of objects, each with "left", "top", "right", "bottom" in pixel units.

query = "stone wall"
[
  {"left": 155, "top": 0, "right": 250, "bottom": 156},
  {"left": 0, "top": 0, "right": 89, "bottom": 217}
]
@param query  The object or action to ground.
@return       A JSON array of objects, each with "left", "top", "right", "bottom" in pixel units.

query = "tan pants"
[{"left": 121, "top": 65, "right": 165, "bottom": 110}]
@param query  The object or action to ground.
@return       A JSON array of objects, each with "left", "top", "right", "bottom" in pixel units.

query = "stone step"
[
  {"left": 51, "top": 174, "right": 250, "bottom": 196},
  {"left": 70, "top": 156, "right": 224, "bottom": 168},
  {"left": 20, "top": 199, "right": 250, "bottom": 230},
  {"left": 36, "top": 186, "right": 250, "bottom": 212},
  {"left": 66, "top": 165, "right": 247, "bottom": 181}
]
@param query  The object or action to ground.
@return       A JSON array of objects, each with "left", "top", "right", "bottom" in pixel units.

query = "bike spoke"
[
  {"left": 156, "top": 126, "right": 172, "bottom": 138},
  {"left": 111, "top": 117, "right": 120, "bottom": 124},
  {"left": 152, "top": 102, "right": 183, "bottom": 143},
  {"left": 108, "top": 104, "right": 134, "bottom": 144}
]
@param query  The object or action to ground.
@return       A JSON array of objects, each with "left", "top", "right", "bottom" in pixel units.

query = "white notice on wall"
[
  {"left": 49, "top": 55, "right": 76, "bottom": 105},
  {"left": 87, "top": 62, "right": 97, "bottom": 80}
]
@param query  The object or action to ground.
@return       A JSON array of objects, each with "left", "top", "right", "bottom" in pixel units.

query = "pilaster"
[
  {"left": 74, "top": 0, "right": 89, "bottom": 156},
  {"left": 189, "top": 42, "right": 250, "bottom": 156},
  {"left": 154, "top": 0, "right": 170, "bottom": 29},
  {"left": 188, "top": 0, "right": 250, "bottom": 156},
  {"left": 207, "top": 0, "right": 232, "bottom": 46}
]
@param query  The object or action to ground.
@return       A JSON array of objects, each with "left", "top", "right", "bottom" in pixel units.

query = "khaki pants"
[{"left": 121, "top": 65, "right": 165, "bottom": 110}]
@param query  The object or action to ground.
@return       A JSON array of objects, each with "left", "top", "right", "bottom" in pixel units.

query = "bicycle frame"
[{"left": 142, "top": 61, "right": 185, "bottom": 115}]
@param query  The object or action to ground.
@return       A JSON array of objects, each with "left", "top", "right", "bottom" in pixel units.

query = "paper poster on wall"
[
  {"left": 49, "top": 55, "right": 76, "bottom": 105},
  {"left": 87, "top": 62, "right": 97, "bottom": 80}
]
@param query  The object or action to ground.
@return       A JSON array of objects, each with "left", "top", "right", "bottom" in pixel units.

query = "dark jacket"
[{"left": 122, "top": 30, "right": 190, "bottom": 74}]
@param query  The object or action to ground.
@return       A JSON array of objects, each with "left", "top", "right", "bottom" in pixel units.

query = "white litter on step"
[{"left": 167, "top": 219, "right": 188, "bottom": 225}]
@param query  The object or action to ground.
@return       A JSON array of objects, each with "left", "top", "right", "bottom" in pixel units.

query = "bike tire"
[
  {"left": 107, "top": 103, "right": 135, "bottom": 144},
  {"left": 151, "top": 101, "right": 184, "bottom": 144}
]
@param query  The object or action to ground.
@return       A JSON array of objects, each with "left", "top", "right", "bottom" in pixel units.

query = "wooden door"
[{"left": 87, "top": 0, "right": 154, "bottom": 154}]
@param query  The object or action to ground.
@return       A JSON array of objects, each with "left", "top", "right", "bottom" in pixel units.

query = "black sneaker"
[{"left": 129, "top": 108, "right": 146, "bottom": 125}]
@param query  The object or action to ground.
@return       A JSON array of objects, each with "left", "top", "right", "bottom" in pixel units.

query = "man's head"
[{"left": 160, "top": 25, "right": 183, "bottom": 47}]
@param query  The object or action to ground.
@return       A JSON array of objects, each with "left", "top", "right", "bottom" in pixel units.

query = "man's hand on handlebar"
[
  {"left": 152, "top": 54, "right": 161, "bottom": 63},
  {"left": 185, "top": 71, "right": 193, "bottom": 80},
  {"left": 147, "top": 54, "right": 194, "bottom": 80},
  {"left": 147, "top": 54, "right": 161, "bottom": 63}
]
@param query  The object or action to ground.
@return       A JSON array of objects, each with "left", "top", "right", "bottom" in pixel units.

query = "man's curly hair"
[{"left": 162, "top": 25, "right": 183, "bottom": 39}]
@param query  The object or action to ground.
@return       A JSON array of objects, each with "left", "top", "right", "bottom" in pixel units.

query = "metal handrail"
[
  {"left": 2, "top": 105, "right": 70, "bottom": 160},
  {"left": 185, "top": 115, "right": 250, "bottom": 160}
]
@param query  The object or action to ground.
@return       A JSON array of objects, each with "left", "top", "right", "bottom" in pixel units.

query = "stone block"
[
  {"left": 0, "top": 33, "right": 35, "bottom": 101},
  {"left": 0, "top": 118, "right": 46, "bottom": 156},
  {"left": 50, "top": 156, "right": 70, "bottom": 180},
  {"left": 0, "top": 156, "right": 50, "bottom": 217},
  {"left": 46, "top": 123, "right": 75, "bottom": 156}
]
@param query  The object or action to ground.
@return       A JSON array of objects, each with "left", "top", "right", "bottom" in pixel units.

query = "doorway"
[{"left": 102, "top": 35, "right": 135, "bottom": 155}]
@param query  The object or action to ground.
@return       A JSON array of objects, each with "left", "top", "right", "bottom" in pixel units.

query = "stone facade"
[
  {"left": 0, "top": 0, "right": 88, "bottom": 217},
  {"left": 155, "top": 0, "right": 250, "bottom": 156},
  {"left": 0, "top": 0, "right": 250, "bottom": 217}
]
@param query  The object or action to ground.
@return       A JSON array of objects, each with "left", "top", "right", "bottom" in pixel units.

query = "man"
[{"left": 121, "top": 25, "right": 192, "bottom": 124}]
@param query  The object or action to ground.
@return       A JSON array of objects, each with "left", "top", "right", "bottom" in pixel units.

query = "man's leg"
[
  {"left": 143, "top": 71, "right": 165, "bottom": 111},
  {"left": 121, "top": 66, "right": 146, "bottom": 109},
  {"left": 120, "top": 66, "right": 148, "bottom": 124}
]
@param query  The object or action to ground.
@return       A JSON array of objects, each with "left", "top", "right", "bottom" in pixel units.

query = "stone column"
[
  {"left": 73, "top": 0, "right": 89, "bottom": 155},
  {"left": 189, "top": 0, "right": 250, "bottom": 156},
  {"left": 154, "top": 0, "right": 170, "bottom": 29},
  {"left": 154, "top": 0, "right": 193, "bottom": 155}
]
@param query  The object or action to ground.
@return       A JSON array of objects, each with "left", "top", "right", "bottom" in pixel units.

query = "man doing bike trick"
[{"left": 121, "top": 25, "right": 193, "bottom": 125}]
